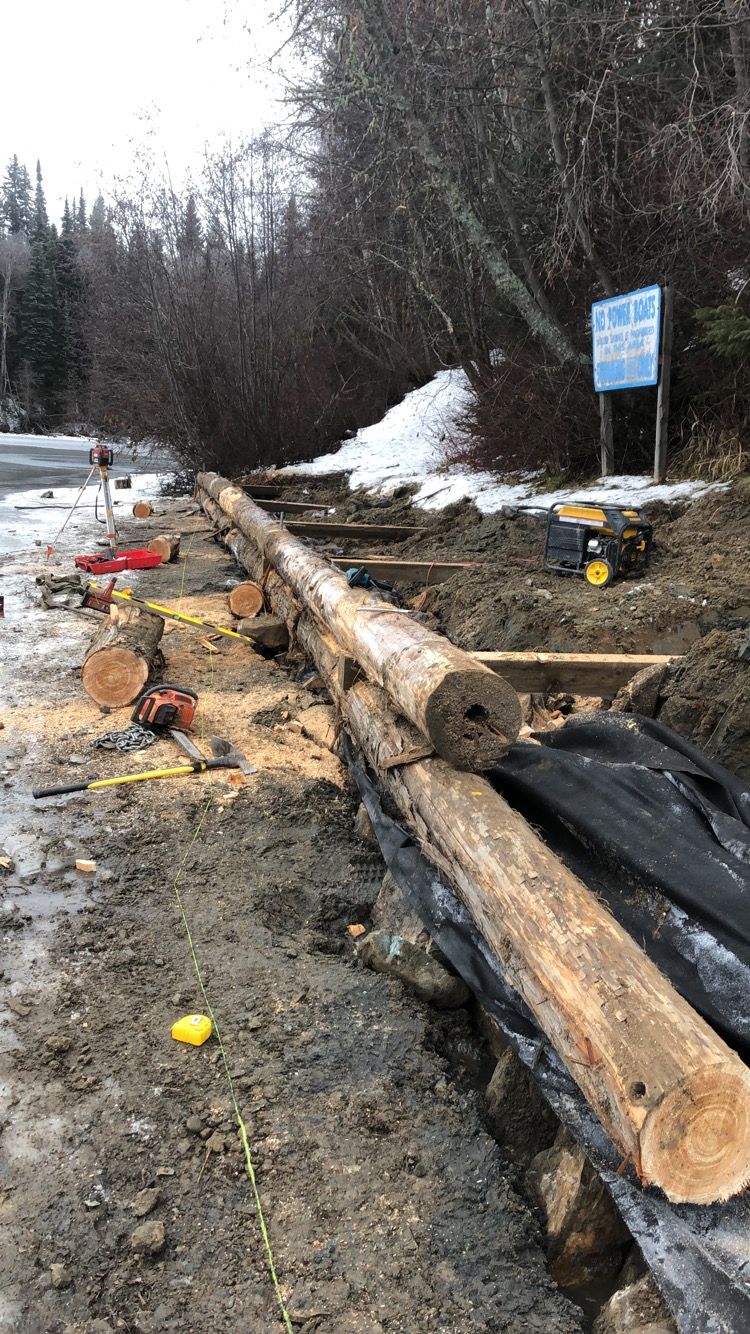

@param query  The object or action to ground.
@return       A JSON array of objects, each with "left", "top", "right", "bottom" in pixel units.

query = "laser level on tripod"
[{"left": 73, "top": 443, "right": 162, "bottom": 575}]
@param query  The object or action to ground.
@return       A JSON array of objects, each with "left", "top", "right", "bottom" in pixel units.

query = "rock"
[
  {"left": 354, "top": 802, "right": 377, "bottom": 845},
  {"left": 371, "top": 870, "right": 427, "bottom": 945},
  {"left": 41, "top": 490, "right": 54, "bottom": 499},
  {"left": 8, "top": 996, "right": 31, "bottom": 1017},
  {"left": 611, "top": 664, "right": 669, "bottom": 716},
  {"left": 132, "top": 1186, "right": 161, "bottom": 1217},
  {"left": 50, "top": 1262, "right": 71, "bottom": 1289},
  {"left": 357, "top": 931, "right": 469, "bottom": 1009},
  {"left": 185, "top": 1115, "right": 203, "bottom": 1134},
  {"left": 526, "top": 1127, "right": 630, "bottom": 1288},
  {"left": 130, "top": 1218, "right": 166, "bottom": 1255},
  {"left": 593, "top": 1273, "right": 677, "bottom": 1333},
  {"left": 205, "top": 1130, "right": 226, "bottom": 1154},
  {"left": 46, "top": 1035, "right": 73, "bottom": 1053},
  {"left": 485, "top": 1047, "right": 559, "bottom": 1167}
]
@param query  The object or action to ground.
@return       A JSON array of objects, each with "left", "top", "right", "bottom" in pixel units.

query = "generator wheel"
[{"left": 584, "top": 558, "right": 614, "bottom": 588}]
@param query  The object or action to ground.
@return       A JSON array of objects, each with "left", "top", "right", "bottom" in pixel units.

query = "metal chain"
[{"left": 92, "top": 724, "right": 158, "bottom": 753}]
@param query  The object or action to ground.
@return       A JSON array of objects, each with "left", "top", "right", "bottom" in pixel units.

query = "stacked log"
[
  {"left": 197, "top": 473, "right": 521, "bottom": 771},
  {"left": 195, "top": 478, "right": 750, "bottom": 1205}
]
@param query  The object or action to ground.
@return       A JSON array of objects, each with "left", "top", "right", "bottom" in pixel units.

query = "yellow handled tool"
[
  {"left": 33, "top": 756, "right": 247, "bottom": 799},
  {"left": 81, "top": 580, "right": 261, "bottom": 645}
]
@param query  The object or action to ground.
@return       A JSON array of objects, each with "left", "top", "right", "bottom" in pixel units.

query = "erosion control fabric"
[{"left": 344, "top": 715, "right": 750, "bottom": 1334}]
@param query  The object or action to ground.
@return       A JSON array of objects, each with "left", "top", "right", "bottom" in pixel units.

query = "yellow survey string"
[{"left": 166, "top": 520, "right": 294, "bottom": 1331}]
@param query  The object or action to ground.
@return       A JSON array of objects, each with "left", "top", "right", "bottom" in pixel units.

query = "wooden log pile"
[{"left": 196, "top": 474, "right": 750, "bottom": 1205}]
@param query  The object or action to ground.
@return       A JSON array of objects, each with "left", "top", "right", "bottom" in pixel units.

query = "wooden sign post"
[{"left": 653, "top": 285, "right": 674, "bottom": 483}]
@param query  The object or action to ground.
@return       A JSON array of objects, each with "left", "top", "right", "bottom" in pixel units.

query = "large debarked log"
[
  {"left": 82, "top": 607, "right": 164, "bottom": 707},
  {"left": 297, "top": 616, "right": 750, "bottom": 1206},
  {"left": 197, "top": 473, "right": 521, "bottom": 770},
  {"left": 196, "top": 482, "right": 750, "bottom": 1204}
]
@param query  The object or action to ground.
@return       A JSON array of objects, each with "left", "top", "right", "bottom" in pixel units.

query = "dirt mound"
[{"left": 657, "top": 629, "right": 750, "bottom": 779}]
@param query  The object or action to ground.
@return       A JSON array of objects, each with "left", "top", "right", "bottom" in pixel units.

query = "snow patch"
[{"left": 283, "top": 367, "right": 727, "bottom": 512}]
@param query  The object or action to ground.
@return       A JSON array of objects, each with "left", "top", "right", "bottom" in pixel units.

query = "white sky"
[{"left": 2, "top": 0, "right": 289, "bottom": 221}]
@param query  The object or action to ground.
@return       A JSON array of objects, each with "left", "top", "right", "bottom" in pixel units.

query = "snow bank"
[{"left": 283, "top": 368, "right": 725, "bottom": 512}]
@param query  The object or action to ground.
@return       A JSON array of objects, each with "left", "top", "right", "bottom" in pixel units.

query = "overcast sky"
[{"left": 2, "top": 0, "right": 289, "bottom": 221}]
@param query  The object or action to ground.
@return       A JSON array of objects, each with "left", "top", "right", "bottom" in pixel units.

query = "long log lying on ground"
[
  {"left": 197, "top": 483, "right": 750, "bottom": 1204},
  {"left": 197, "top": 475, "right": 521, "bottom": 769},
  {"left": 295, "top": 614, "right": 750, "bottom": 1206},
  {"left": 473, "top": 651, "right": 678, "bottom": 695},
  {"left": 82, "top": 606, "right": 164, "bottom": 707}
]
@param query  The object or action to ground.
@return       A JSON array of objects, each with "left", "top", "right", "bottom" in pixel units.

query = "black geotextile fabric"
[{"left": 342, "top": 719, "right": 750, "bottom": 1334}]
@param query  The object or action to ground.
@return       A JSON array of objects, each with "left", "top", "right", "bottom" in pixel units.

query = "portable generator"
[{"left": 543, "top": 503, "right": 653, "bottom": 588}]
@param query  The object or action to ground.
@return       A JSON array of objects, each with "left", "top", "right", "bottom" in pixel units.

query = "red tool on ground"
[{"left": 74, "top": 444, "right": 162, "bottom": 575}]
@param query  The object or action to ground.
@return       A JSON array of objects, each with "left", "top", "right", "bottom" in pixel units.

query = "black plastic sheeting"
[{"left": 343, "top": 716, "right": 750, "bottom": 1334}]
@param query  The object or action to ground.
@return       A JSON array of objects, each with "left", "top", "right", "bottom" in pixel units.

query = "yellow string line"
[{"left": 167, "top": 519, "right": 293, "bottom": 1332}]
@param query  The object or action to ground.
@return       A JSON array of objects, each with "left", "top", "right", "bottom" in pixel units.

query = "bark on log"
[
  {"left": 147, "top": 534, "right": 181, "bottom": 563},
  {"left": 82, "top": 607, "right": 164, "bottom": 707},
  {"left": 294, "top": 614, "right": 750, "bottom": 1205},
  {"left": 197, "top": 475, "right": 521, "bottom": 769},
  {"left": 228, "top": 581, "right": 264, "bottom": 618},
  {"left": 132, "top": 501, "right": 152, "bottom": 518},
  {"left": 197, "top": 481, "right": 750, "bottom": 1201}
]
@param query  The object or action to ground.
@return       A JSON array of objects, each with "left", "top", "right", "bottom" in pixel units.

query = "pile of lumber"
[{"left": 196, "top": 471, "right": 750, "bottom": 1206}]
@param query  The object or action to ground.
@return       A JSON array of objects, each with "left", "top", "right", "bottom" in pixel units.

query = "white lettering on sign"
[{"left": 591, "top": 286, "right": 662, "bottom": 391}]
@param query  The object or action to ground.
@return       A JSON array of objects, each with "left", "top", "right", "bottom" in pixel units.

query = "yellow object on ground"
[{"left": 171, "top": 1014, "right": 213, "bottom": 1046}]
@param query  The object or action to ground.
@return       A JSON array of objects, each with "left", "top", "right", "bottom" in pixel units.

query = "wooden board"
[
  {"left": 330, "top": 557, "right": 483, "bottom": 585},
  {"left": 472, "top": 651, "right": 677, "bottom": 695},
  {"left": 283, "top": 519, "right": 422, "bottom": 542},
  {"left": 253, "top": 498, "right": 334, "bottom": 514}
]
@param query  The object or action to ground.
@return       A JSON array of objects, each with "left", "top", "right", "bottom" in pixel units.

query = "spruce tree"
[
  {"left": 1, "top": 156, "right": 33, "bottom": 235},
  {"left": 20, "top": 163, "right": 67, "bottom": 415}
]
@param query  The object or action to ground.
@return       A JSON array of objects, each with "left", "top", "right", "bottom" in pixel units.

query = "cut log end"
[
  {"left": 81, "top": 647, "right": 150, "bottom": 708},
  {"left": 640, "top": 1065, "right": 750, "bottom": 1204},
  {"left": 147, "top": 534, "right": 181, "bottom": 563},
  {"left": 228, "top": 581, "right": 264, "bottom": 618},
  {"left": 132, "top": 501, "right": 153, "bottom": 518},
  {"left": 423, "top": 668, "right": 523, "bottom": 770}
]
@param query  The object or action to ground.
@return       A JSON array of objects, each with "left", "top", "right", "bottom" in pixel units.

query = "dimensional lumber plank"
[
  {"left": 330, "top": 557, "right": 483, "bottom": 585},
  {"left": 473, "top": 651, "right": 677, "bottom": 696},
  {"left": 294, "top": 614, "right": 750, "bottom": 1206},
  {"left": 81, "top": 606, "right": 164, "bottom": 707},
  {"left": 236, "top": 482, "right": 282, "bottom": 498},
  {"left": 196, "top": 476, "right": 521, "bottom": 769},
  {"left": 147, "top": 534, "right": 181, "bottom": 563},
  {"left": 253, "top": 498, "right": 334, "bottom": 514},
  {"left": 283, "top": 519, "right": 421, "bottom": 542}
]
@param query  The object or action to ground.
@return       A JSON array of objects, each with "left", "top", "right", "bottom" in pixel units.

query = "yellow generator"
[{"left": 543, "top": 503, "right": 653, "bottom": 588}]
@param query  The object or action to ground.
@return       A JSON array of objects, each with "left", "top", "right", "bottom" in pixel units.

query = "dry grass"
[{"left": 671, "top": 418, "right": 750, "bottom": 482}]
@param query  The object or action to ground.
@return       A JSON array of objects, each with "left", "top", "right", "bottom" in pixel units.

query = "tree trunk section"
[
  {"left": 228, "top": 581, "right": 264, "bottom": 618},
  {"left": 147, "top": 534, "right": 181, "bottom": 563},
  {"left": 133, "top": 501, "right": 153, "bottom": 519},
  {"left": 82, "top": 608, "right": 164, "bottom": 708},
  {"left": 294, "top": 614, "right": 750, "bottom": 1206},
  {"left": 197, "top": 475, "right": 521, "bottom": 769}
]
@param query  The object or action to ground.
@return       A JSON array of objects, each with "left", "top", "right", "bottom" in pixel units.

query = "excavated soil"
[
  {"left": 1, "top": 502, "right": 582, "bottom": 1333},
  {"left": 282, "top": 474, "right": 750, "bottom": 775}
]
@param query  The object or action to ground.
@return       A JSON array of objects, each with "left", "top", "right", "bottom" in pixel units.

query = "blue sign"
[{"left": 591, "top": 285, "right": 662, "bottom": 392}]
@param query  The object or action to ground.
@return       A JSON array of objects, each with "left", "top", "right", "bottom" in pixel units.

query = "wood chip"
[
  {"left": 75, "top": 859, "right": 97, "bottom": 874},
  {"left": 347, "top": 924, "right": 367, "bottom": 940}
]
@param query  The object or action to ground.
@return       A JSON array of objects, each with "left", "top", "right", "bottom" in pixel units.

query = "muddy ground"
[
  {"left": 1, "top": 500, "right": 584, "bottom": 1333},
  {"left": 272, "top": 474, "right": 750, "bottom": 776}
]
